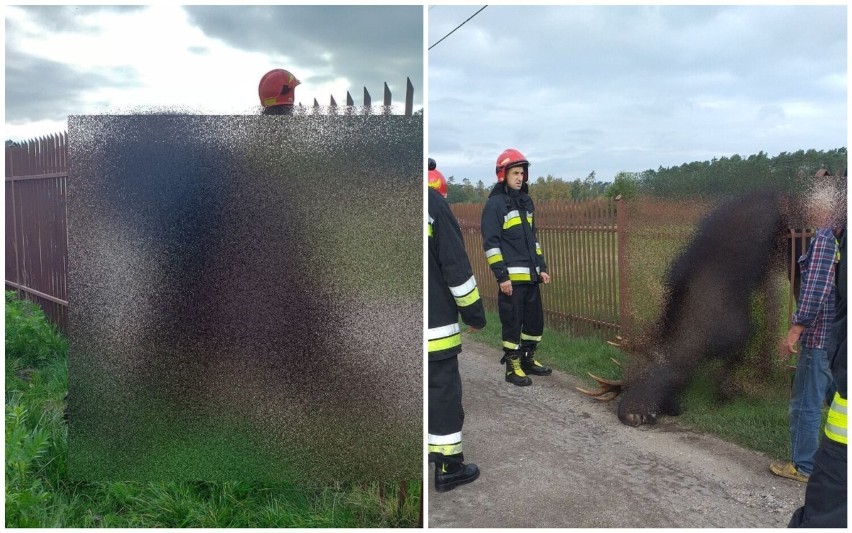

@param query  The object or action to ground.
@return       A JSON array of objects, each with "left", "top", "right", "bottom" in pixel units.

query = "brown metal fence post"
[
  {"left": 397, "top": 479, "right": 406, "bottom": 515},
  {"left": 616, "top": 195, "right": 629, "bottom": 340},
  {"left": 787, "top": 228, "right": 813, "bottom": 323},
  {"left": 10, "top": 175, "right": 20, "bottom": 297},
  {"left": 788, "top": 229, "right": 796, "bottom": 322}
]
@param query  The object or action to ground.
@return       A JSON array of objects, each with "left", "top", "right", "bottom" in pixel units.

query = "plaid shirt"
[{"left": 792, "top": 228, "right": 837, "bottom": 349}]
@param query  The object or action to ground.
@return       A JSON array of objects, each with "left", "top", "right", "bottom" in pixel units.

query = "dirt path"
[{"left": 427, "top": 338, "right": 807, "bottom": 528}]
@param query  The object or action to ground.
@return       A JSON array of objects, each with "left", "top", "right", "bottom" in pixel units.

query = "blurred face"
[
  {"left": 807, "top": 185, "right": 840, "bottom": 228},
  {"left": 505, "top": 166, "right": 525, "bottom": 190}
]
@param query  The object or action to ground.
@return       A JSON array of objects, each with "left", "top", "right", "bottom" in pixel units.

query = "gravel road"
[{"left": 427, "top": 338, "right": 807, "bottom": 528}]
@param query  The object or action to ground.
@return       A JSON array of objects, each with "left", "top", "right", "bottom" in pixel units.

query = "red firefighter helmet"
[
  {"left": 259, "top": 69, "right": 301, "bottom": 108},
  {"left": 428, "top": 168, "right": 448, "bottom": 198},
  {"left": 495, "top": 148, "right": 530, "bottom": 183}
]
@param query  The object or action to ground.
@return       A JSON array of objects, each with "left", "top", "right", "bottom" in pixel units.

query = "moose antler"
[
  {"left": 606, "top": 335, "right": 624, "bottom": 348},
  {"left": 575, "top": 358, "right": 624, "bottom": 401}
]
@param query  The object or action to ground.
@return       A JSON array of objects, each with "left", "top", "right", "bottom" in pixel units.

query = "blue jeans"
[{"left": 789, "top": 346, "right": 834, "bottom": 475}]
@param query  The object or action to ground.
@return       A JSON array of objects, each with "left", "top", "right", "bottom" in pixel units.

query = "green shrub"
[{"left": 5, "top": 291, "right": 66, "bottom": 368}]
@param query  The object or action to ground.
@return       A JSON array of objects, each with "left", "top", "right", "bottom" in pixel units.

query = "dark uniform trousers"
[
  {"left": 498, "top": 282, "right": 544, "bottom": 352},
  {"left": 428, "top": 356, "right": 464, "bottom": 464},
  {"left": 788, "top": 437, "right": 847, "bottom": 527}
]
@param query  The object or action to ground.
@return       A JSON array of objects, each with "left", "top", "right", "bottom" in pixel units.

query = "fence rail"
[{"left": 453, "top": 194, "right": 824, "bottom": 345}]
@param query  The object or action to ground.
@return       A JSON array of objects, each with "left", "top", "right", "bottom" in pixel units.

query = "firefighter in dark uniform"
[
  {"left": 428, "top": 160, "right": 486, "bottom": 492},
  {"left": 481, "top": 148, "right": 552, "bottom": 386},
  {"left": 789, "top": 225, "right": 847, "bottom": 527}
]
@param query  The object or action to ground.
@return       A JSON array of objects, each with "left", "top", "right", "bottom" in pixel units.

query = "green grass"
[
  {"left": 678, "top": 369, "right": 790, "bottom": 457},
  {"left": 469, "top": 309, "right": 796, "bottom": 460},
  {"left": 5, "top": 291, "right": 421, "bottom": 528}
]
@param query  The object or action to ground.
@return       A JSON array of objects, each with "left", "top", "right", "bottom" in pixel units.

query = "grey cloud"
[
  {"left": 429, "top": 5, "right": 846, "bottom": 181},
  {"left": 183, "top": 6, "right": 423, "bottom": 105},
  {"left": 5, "top": 45, "right": 141, "bottom": 123},
  {"left": 431, "top": 5, "right": 844, "bottom": 103},
  {"left": 13, "top": 5, "right": 146, "bottom": 33}
]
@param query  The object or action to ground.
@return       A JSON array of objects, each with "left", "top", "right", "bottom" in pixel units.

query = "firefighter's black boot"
[
  {"left": 501, "top": 352, "right": 532, "bottom": 386},
  {"left": 435, "top": 461, "right": 480, "bottom": 492},
  {"left": 521, "top": 349, "right": 552, "bottom": 376}
]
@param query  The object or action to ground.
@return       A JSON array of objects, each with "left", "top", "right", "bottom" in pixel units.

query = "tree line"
[{"left": 445, "top": 148, "right": 847, "bottom": 203}]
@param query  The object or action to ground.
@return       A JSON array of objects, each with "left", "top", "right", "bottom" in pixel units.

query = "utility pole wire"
[{"left": 428, "top": 5, "right": 487, "bottom": 51}]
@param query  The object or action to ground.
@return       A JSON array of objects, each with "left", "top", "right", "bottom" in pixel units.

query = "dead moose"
[{"left": 579, "top": 190, "right": 790, "bottom": 426}]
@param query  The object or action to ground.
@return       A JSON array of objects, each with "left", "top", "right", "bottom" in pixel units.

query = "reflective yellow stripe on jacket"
[
  {"left": 428, "top": 323, "right": 461, "bottom": 353},
  {"left": 825, "top": 393, "right": 848, "bottom": 445},
  {"left": 485, "top": 247, "right": 503, "bottom": 265},
  {"left": 507, "top": 266, "right": 541, "bottom": 282},
  {"left": 503, "top": 210, "right": 521, "bottom": 230},
  {"left": 449, "top": 275, "right": 481, "bottom": 308}
]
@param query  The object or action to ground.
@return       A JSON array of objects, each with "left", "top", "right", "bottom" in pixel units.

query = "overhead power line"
[{"left": 428, "top": 5, "right": 487, "bottom": 51}]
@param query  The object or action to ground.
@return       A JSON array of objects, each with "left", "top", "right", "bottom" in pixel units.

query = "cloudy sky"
[
  {"left": 5, "top": 5, "right": 423, "bottom": 141},
  {"left": 428, "top": 5, "right": 847, "bottom": 183}
]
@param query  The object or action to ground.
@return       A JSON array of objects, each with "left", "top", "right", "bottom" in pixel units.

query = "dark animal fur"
[{"left": 618, "top": 190, "right": 786, "bottom": 426}]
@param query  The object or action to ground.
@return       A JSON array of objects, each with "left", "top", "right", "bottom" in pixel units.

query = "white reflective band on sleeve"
[
  {"left": 428, "top": 431, "right": 462, "bottom": 445},
  {"left": 449, "top": 275, "right": 477, "bottom": 297},
  {"left": 504, "top": 210, "right": 520, "bottom": 223},
  {"left": 428, "top": 323, "right": 461, "bottom": 340},
  {"left": 507, "top": 267, "right": 531, "bottom": 275},
  {"left": 428, "top": 215, "right": 434, "bottom": 224},
  {"left": 536, "top": 267, "right": 541, "bottom": 274},
  {"left": 485, "top": 247, "right": 502, "bottom": 258}
]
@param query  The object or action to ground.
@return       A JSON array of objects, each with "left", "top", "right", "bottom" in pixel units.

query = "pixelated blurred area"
[{"left": 66, "top": 114, "right": 422, "bottom": 482}]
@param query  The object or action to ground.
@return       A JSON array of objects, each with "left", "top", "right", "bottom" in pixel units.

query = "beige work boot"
[{"left": 769, "top": 461, "right": 809, "bottom": 483}]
